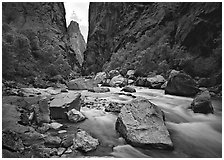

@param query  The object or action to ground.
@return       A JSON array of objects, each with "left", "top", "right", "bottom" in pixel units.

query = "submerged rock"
[
  {"left": 165, "top": 73, "right": 200, "bottom": 97},
  {"left": 190, "top": 90, "right": 214, "bottom": 114},
  {"left": 49, "top": 92, "right": 81, "bottom": 119},
  {"left": 121, "top": 86, "right": 136, "bottom": 93},
  {"left": 115, "top": 97, "right": 173, "bottom": 150},
  {"left": 67, "top": 109, "right": 86, "bottom": 123},
  {"left": 73, "top": 129, "right": 99, "bottom": 152}
]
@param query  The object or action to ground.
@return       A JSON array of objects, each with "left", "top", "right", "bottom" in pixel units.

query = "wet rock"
[
  {"left": 109, "top": 75, "right": 126, "bottom": 87},
  {"left": 161, "top": 81, "right": 168, "bottom": 89},
  {"left": 116, "top": 97, "right": 173, "bottom": 150},
  {"left": 62, "top": 134, "right": 75, "bottom": 148},
  {"left": 49, "top": 148, "right": 58, "bottom": 156},
  {"left": 94, "top": 72, "right": 107, "bottom": 84},
  {"left": 2, "top": 130, "right": 24, "bottom": 152},
  {"left": 44, "top": 136, "right": 61, "bottom": 148},
  {"left": 109, "top": 70, "right": 120, "bottom": 79},
  {"left": 121, "top": 86, "right": 136, "bottom": 93},
  {"left": 105, "top": 102, "right": 125, "bottom": 113},
  {"left": 49, "top": 122, "right": 63, "bottom": 130},
  {"left": 67, "top": 109, "right": 86, "bottom": 123},
  {"left": 190, "top": 90, "right": 214, "bottom": 114},
  {"left": 165, "top": 73, "right": 200, "bottom": 97},
  {"left": 146, "top": 75, "right": 166, "bottom": 89},
  {"left": 49, "top": 92, "right": 81, "bottom": 119},
  {"left": 73, "top": 129, "right": 99, "bottom": 152},
  {"left": 33, "top": 97, "right": 51, "bottom": 124},
  {"left": 127, "top": 79, "right": 135, "bottom": 85},
  {"left": 67, "top": 78, "right": 98, "bottom": 90},
  {"left": 88, "top": 87, "right": 110, "bottom": 93}
]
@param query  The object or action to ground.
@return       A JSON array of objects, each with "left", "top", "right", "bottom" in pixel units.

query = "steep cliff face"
[
  {"left": 83, "top": 2, "right": 221, "bottom": 80},
  {"left": 67, "top": 21, "right": 86, "bottom": 66},
  {"left": 2, "top": 2, "right": 81, "bottom": 86}
]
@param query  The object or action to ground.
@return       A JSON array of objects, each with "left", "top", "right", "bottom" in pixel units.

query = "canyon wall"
[
  {"left": 83, "top": 2, "right": 221, "bottom": 81},
  {"left": 2, "top": 2, "right": 84, "bottom": 87}
]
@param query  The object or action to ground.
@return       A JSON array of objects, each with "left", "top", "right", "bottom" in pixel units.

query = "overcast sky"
[{"left": 64, "top": 2, "right": 89, "bottom": 42}]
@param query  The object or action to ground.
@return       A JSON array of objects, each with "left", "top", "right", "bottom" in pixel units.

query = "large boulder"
[
  {"left": 94, "top": 72, "right": 107, "bottom": 84},
  {"left": 165, "top": 73, "right": 200, "bottom": 97},
  {"left": 135, "top": 77, "right": 149, "bottom": 87},
  {"left": 146, "top": 75, "right": 166, "bottom": 89},
  {"left": 109, "top": 75, "right": 127, "bottom": 87},
  {"left": 190, "top": 90, "right": 214, "bottom": 114},
  {"left": 67, "top": 78, "right": 98, "bottom": 90},
  {"left": 49, "top": 92, "right": 81, "bottom": 119},
  {"left": 67, "top": 109, "right": 86, "bottom": 123},
  {"left": 73, "top": 129, "right": 99, "bottom": 152},
  {"left": 115, "top": 97, "right": 173, "bottom": 150}
]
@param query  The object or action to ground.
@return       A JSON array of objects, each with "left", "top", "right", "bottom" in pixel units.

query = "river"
[{"left": 58, "top": 86, "right": 222, "bottom": 158}]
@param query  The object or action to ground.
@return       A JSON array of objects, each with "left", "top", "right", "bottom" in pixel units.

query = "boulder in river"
[
  {"left": 73, "top": 129, "right": 99, "bottom": 152},
  {"left": 121, "top": 86, "right": 136, "bottom": 93},
  {"left": 67, "top": 78, "right": 98, "bottom": 90},
  {"left": 67, "top": 109, "right": 86, "bottom": 123},
  {"left": 115, "top": 97, "right": 173, "bottom": 150},
  {"left": 190, "top": 90, "right": 214, "bottom": 114},
  {"left": 165, "top": 73, "right": 200, "bottom": 97},
  {"left": 109, "top": 75, "right": 127, "bottom": 87},
  {"left": 146, "top": 75, "right": 166, "bottom": 89},
  {"left": 49, "top": 92, "right": 81, "bottom": 119}
]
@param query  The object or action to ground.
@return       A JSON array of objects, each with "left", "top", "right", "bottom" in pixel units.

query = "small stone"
[
  {"left": 50, "top": 148, "right": 58, "bottom": 156},
  {"left": 64, "top": 147, "right": 73, "bottom": 154},
  {"left": 58, "top": 130, "right": 67, "bottom": 134},
  {"left": 121, "top": 86, "right": 136, "bottom": 93}
]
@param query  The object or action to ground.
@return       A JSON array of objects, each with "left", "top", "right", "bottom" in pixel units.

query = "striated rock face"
[
  {"left": 67, "top": 21, "right": 86, "bottom": 66},
  {"left": 83, "top": 2, "right": 221, "bottom": 86},
  {"left": 2, "top": 2, "right": 81, "bottom": 85}
]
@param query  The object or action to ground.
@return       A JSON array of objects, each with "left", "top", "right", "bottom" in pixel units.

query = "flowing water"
[{"left": 60, "top": 87, "right": 222, "bottom": 158}]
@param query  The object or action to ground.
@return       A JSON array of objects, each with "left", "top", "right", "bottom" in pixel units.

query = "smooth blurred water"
[{"left": 64, "top": 87, "right": 222, "bottom": 158}]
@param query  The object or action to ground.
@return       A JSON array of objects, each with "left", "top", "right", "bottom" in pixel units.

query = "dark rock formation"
[
  {"left": 67, "top": 21, "right": 86, "bottom": 66},
  {"left": 83, "top": 2, "right": 221, "bottom": 88},
  {"left": 165, "top": 73, "right": 200, "bottom": 97},
  {"left": 2, "top": 2, "right": 82, "bottom": 85},
  {"left": 190, "top": 90, "right": 214, "bottom": 114},
  {"left": 116, "top": 97, "right": 173, "bottom": 149}
]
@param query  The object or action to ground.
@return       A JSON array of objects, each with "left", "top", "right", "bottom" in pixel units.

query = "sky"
[{"left": 64, "top": 2, "right": 89, "bottom": 42}]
